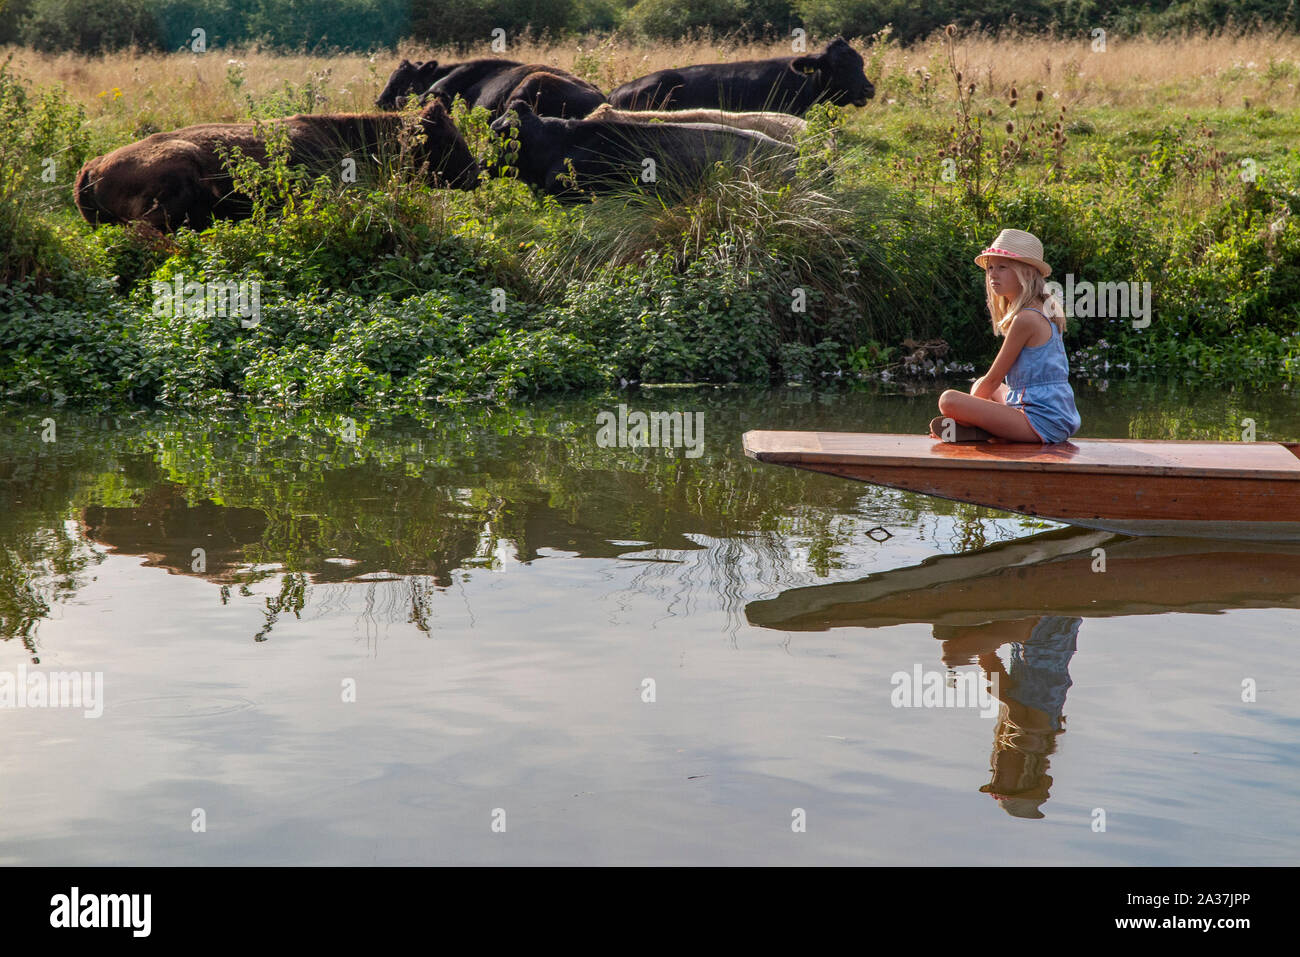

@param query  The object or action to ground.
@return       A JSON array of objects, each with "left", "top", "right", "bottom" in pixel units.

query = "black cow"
[
  {"left": 376, "top": 59, "right": 458, "bottom": 110},
  {"left": 425, "top": 60, "right": 607, "bottom": 119},
  {"left": 607, "top": 37, "right": 874, "bottom": 114},
  {"left": 488, "top": 100, "right": 794, "bottom": 200}
]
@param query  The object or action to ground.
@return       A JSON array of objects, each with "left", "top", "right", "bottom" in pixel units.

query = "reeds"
[{"left": 1, "top": 25, "right": 1297, "bottom": 133}]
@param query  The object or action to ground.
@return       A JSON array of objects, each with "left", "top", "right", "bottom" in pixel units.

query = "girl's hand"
[{"left": 971, "top": 374, "right": 1004, "bottom": 401}]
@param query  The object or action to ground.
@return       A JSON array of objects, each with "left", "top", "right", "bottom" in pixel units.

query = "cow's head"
[
  {"left": 418, "top": 100, "right": 481, "bottom": 189},
  {"left": 488, "top": 100, "right": 545, "bottom": 177},
  {"left": 376, "top": 59, "right": 442, "bottom": 110},
  {"left": 790, "top": 37, "right": 874, "bottom": 107},
  {"left": 490, "top": 99, "right": 544, "bottom": 138}
]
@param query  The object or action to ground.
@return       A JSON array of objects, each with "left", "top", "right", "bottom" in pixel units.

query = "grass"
[
  {"left": 4, "top": 26, "right": 1298, "bottom": 116},
  {"left": 3, "top": 25, "right": 1296, "bottom": 224}
]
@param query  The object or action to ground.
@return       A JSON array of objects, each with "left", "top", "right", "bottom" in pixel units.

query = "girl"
[{"left": 930, "top": 228, "right": 1082, "bottom": 444}]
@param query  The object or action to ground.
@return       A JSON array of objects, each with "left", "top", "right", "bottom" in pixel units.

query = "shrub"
[{"left": 552, "top": 248, "right": 780, "bottom": 383}]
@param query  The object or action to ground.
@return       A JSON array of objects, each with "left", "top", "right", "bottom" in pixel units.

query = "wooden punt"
[
  {"left": 745, "top": 526, "right": 1300, "bottom": 630},
  {"left": 742, "top": 431, "right": 1300, "bottom": 542}
]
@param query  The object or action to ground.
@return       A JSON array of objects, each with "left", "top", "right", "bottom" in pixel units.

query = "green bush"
[
  {"left": 622, "top": 0, "right": 798, "bottom": 41},
  {"left": 0, "top": 58, "right": 98, "bottom": 287},
  {"left": 0, "top": 0, "right": 35, "bottom": 45},
  {"left": 0, "top": 179, "right": 103, "bottom": 289},
  {"left": 148, "top": 1, "right": 243, "bottom": 51},
  {"left": 623, "top": 0, "right": 747, "bottom": 41},
  {"left": 0, "top": 58, "right": 101, "bottom": 289},
  {"left": 793, "top": 1, "right": 1300, "bottom": 44},
  {"left": 1162, "top": 177, "right": 1300, "bottom": 339},
  {"left": 0, "top": 56, "right": 91, "bottom": 205},
  {"left": 0, "top": 279, "right": 144, "bottom": 404},
  {"left": 553, "top": 248, "right": 779, "bottom": 382}
]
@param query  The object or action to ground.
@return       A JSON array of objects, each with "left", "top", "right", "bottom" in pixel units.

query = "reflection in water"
[
  {"left": 937, "top": 615, "right": 1079, "bottom": 819},
  {"left": 747, "top": 525, "right": 1300, "bottom": 819},
  {"left": 8, "top": 382, "right": 1292, "bottom": 648},
  {"left": 83, "top": 485, "right": 268, "bottom": 582},
  {"left": 0, "top": 527, "right": 101, "bottom": 663},
  {"left": 746, "top": 527, "right": 1300, "bottom": 629},
  {"left": 7, "top": 391, "right": 1300, "bottom": 651},
  {"left": 0, "top": 394, "right": 993, "bottom": 647},
  {"left": 2, "top": 385, "right": 1300, "bottom": 863}
]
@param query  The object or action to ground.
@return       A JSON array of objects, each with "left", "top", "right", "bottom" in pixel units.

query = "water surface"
[{"left": 2, "top": 381, "right": 1297, "bottom": 865}]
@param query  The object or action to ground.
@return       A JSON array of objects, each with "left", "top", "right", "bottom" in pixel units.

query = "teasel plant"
[{"left": 892, "top": 23, "right": 1070, "bottom": 223}]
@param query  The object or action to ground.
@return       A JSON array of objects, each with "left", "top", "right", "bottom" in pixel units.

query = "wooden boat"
[
  {"left": 742, "top": 431, "right": 1300, "bottom": 542},
  {"left": 745, "top": 526, "right": 1300, "bottom": 630}
]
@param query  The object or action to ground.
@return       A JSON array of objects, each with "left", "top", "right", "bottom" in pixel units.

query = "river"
[{"left": 2, "top": 380, "right": 1297, "bottom": 864}]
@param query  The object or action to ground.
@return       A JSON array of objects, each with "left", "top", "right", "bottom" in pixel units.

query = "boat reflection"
[
  {"left": 746, "top": 528, "right": 1300, "bottom": 818},
  {"left": 745, "top": 526, "right": 1300, "bottom": 629}
]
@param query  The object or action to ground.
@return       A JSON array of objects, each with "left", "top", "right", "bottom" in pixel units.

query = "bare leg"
[
  {"left": 937, "top": 390, "right": 1042, "bottom": 442},
  {"left": 939, "top": 617, "right": 1041, "bottom": 667}
]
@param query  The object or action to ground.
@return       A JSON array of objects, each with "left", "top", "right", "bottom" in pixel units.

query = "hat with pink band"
[{"left": 974, "top": 228, "right": 1052, "bottom": 278}]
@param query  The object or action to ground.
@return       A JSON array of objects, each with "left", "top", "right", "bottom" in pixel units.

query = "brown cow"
[{"left": 74, "top": 101, "right": 479, "bottom": 232}]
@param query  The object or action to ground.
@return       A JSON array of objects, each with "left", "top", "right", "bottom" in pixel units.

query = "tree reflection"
[{"left": 0, "top": 394, "right": 942, "bottom": 645}]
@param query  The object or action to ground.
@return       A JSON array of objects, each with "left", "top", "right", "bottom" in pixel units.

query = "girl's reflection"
[{"left": 935, "top": 615, "right": 1081, "bottom": 819}]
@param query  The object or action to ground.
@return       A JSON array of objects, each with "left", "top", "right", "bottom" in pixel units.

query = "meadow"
[{"left": 3, "top": 25, "right": 1300, "bottom": 417}]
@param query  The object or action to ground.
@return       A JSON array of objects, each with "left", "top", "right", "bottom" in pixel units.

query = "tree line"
[{"left": 1, "top": 0, "right": 1296, "bottom": 54}]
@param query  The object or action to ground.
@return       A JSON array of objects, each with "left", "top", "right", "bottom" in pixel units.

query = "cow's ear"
[
  {"left": 399, "top": 58, "right": 412, "bottom": 67},
  {"left": 507, "top": 99, "right": 535, "bottom": 118},
  {"left": 790, "top": 55, "right": 822, "bottom": 75}
]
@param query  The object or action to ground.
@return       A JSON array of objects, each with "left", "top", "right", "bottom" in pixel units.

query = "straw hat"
[{"left": 974, "top": 228, "right": 1051, "bottom": 278}]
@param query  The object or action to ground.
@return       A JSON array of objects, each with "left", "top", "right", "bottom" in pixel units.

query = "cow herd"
[{"left": 74, "top": 39, "right": 875, "bottom": 232}]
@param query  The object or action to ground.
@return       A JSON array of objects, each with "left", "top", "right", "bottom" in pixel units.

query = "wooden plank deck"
[
  {"left": 742, "top": 430, "right": 1300, "bottom": 537},
  {"left": 743, "top": 431, "right": 1300, "bottom": 481}
]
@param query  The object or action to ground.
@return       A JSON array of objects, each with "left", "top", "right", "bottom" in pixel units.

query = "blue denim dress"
[
  {"left": 1005, "top": 616, "right": 1080, "bottom": 732},
  {"left": 1004, "top": 308, "right": 1082, "bottom": 444}
]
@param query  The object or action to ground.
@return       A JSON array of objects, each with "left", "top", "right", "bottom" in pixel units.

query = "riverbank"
[{"left": 3, "top": 27, "right": 1299, "bottom": 413}]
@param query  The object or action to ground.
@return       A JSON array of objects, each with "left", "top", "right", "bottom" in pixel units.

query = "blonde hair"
[
  {"left": 985, "top": 708, "right": 1060, "bottom": 792},
  {"left": 984, "top": 259, "right": 1067, "bottom": 337}
]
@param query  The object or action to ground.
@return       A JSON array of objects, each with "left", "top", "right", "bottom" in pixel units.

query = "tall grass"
[{"left": 2, "top": 24, "right": 1298, "bottom": 132}]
